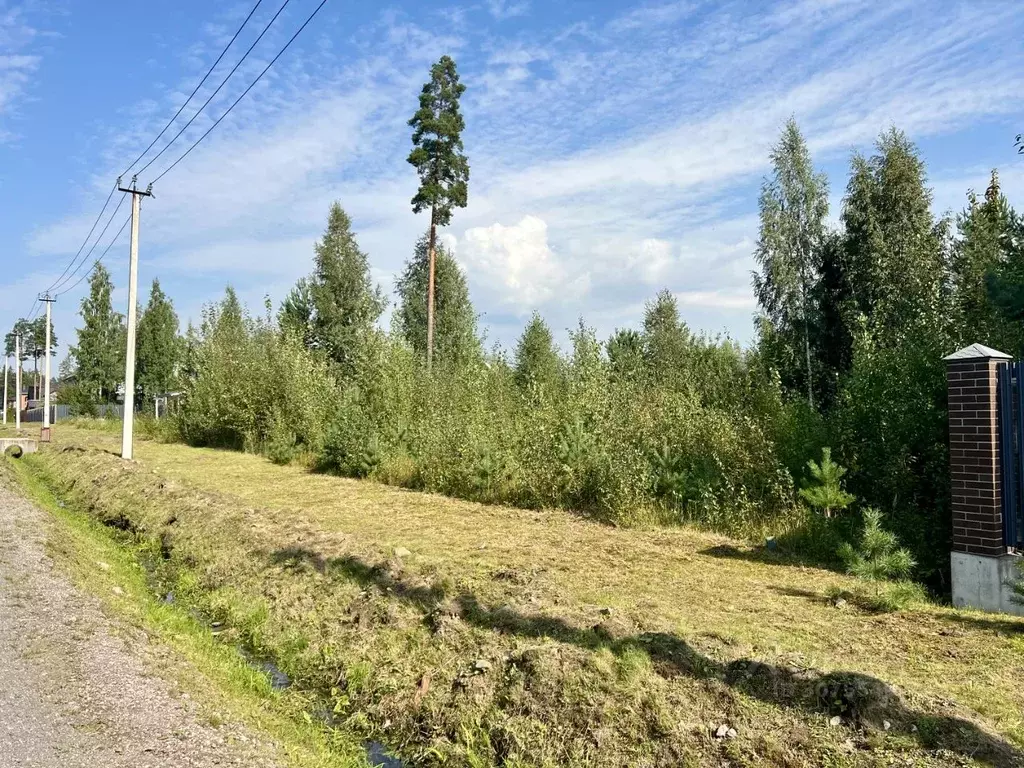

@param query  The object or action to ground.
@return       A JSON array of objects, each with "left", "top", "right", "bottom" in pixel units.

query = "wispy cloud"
[
  {"left": 486, "top": 0, "right": 529, "bottom": 21},
  {"left": 0, "top": 3, "right": 41, "bottom": 138}
]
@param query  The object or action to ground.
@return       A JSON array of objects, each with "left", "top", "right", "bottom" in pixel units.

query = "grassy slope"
[
  {"left": 2, "top": 449, "right": 370, "bottom": 768},
  {"left": 16, "top": 423, "right": 1024, "bottom": 767}
]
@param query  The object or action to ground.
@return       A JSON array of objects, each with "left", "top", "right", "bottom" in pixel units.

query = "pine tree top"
[{"left": 408, "top": 55, "right": 470, "bottom": 226}]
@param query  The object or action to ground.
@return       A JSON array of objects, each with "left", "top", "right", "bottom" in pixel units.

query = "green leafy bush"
[
  {"left": 172, "top": 290, "right": 804, "bottom": 544},
  {"left": 55, "top": 382, "right": 99, "bottom": 417},
  {"left": 176, "top": 290, "right": 336, "bottom": 457}
]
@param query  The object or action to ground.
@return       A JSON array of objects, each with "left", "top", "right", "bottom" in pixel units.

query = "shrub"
[
  {"left": 55, "top": 382, "right": 99, "bottom": 417},
  {"left": 833, "top": 322, "right": 952, "bottom": 584},
  {"left": 177, "top": 289, "right": 336, "bottom": 457}
]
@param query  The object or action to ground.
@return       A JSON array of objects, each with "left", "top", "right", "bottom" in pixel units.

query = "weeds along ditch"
[
  {"left": 15, "top": 444, "right": 1024, "bottom": 768},
  {"left": 12, "top": 451, "right": 402, "bottom": 768}
]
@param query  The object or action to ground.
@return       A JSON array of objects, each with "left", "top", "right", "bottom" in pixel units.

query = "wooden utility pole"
[
  {"left": 117, "top": 177, "right": 153, "bottom": 460},
  {"left": 40, "top": 294, "right": 54, "bottom": 431},
  {"left": 2, "top": 356, "right": 7, "bottom": 426},
  {"left": 14, "top": 333, "right": 21, "bottom": 431}
]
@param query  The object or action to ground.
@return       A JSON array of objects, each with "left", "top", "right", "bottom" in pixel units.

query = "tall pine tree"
[
  {"left": 841, "top": 129, "right": 947, "bottom": 343},
  {"left": 27, "top": 315, "right": 57, "bottom": 398},
  {"left": 69, "top": 264, "right": 124, "bottom": 402},
  {"left": 408, "top": 55, "right": 470, "bottom": 370},
  {"left": 752, "top": 118, "right": 829, "bottom": 409},
  {"left": 4, "top": 318, "right": 32, "bottom": 363},
  {"left": 835, "top": 130, "right": 956, "bottom": 582}
]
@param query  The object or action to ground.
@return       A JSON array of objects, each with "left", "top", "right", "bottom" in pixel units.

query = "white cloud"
[
  {"left": 460, "top": 215, "right": 585, "bottom": 310},
  {"left": 676, "top": 289, "right": 757, "bottom": 311},
  {"left": 628, "top": 238, "right": 675, "bottom": 284}
]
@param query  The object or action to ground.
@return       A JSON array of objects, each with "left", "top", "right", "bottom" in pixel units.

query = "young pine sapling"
[
  {"left": 839, "top": 507, "right": 916, "bottom": 592},
  {"left": 798, "top": 447, "right": 855, "bottom": 518}
]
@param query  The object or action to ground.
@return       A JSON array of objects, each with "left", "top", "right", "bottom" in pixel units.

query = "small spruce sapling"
[
  {"left": 798, "top": 447, "right": 855, "bottom": 518},
  {"left": 839, "top": 508, "right": 916, "bottom": 590}
]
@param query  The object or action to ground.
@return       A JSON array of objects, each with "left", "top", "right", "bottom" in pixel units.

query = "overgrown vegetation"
[
  {"left": 42, "top": 73, "right": 1024, "bottom": 592},
  {"left": 16, "top": 434, "right": 1024, "bottom": 767}
]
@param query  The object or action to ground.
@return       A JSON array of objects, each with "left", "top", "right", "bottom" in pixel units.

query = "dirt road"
[{"left": 0, "top": 481, "right": 279, "bottom": 768}]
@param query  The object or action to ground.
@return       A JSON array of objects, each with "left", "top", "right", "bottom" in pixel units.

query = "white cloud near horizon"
[{"left": 12, "top": 0, "right": 1024, "bottom": 353}]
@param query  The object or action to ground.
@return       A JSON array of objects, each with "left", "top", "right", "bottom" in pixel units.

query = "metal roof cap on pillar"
[{"left": 943, "top": 344, "right": 1012, "bottom": 361}]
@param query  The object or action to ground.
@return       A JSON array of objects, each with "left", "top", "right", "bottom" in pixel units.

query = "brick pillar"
[{"left": 945, "top": 344, "right": 1011, "bottom": 557}]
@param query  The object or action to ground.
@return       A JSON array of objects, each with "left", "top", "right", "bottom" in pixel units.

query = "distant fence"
[
  {"left": 18, "top": 403, "right": 129, "bottom": 423},
  {"left": 20, "top": 405, "right": 69, "bottom": 423}
]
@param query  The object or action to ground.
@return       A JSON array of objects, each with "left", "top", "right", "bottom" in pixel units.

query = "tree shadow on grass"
[
  {"left": 769, "top": 584, "right": 1024, "bottom": 635},
  {"left": 932, "top": 611, "right": 1024, "bottom": 636},
  {"left": 768, "top": 585, "right": 834, "bottom": 605},
  {"left": 269, "top": 547, "right": 1023, "bottom": 767},
  {"left": 698, "top": 542, "right": 844, "bottom": 573}
]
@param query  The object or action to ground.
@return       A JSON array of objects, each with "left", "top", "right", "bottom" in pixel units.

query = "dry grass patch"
[{"left": 22, "top": 424, "right": 1024, "bottom": 766}]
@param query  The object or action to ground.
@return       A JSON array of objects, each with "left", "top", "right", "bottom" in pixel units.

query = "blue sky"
[{"left": 1, "top": 0, "right": 1023, "bottom": 359}]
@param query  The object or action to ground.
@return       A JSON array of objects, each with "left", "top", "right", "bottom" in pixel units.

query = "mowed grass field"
[{"left": 10, "top": 421, "right": 1024, "bottom": 767}]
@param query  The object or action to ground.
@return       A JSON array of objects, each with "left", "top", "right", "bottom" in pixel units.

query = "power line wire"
[
  {"left": 152, "top": 0, "right": 329, "bottom": 185},
  {"left": 30, "top": 3, "right": 267, "bottom": 323},
  {"left": 40, "top": 181, "right": 119, "bottom": 296},
  {"left": 49, "top": 192, "right": 128, "bottom": 295},
  {"left": 136, "top": 0, "right": 295, "bottom": 178},
  {"left": 54, "top": 213, "right": 133, "bottom": 299},
  {"left": 25, "top": 0, "right": 329, "bottom": 315},
  {"left": 120, "top": 0, "right": 265, "bottom": 176}
]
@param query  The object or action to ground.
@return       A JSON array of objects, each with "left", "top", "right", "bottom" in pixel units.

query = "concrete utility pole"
[
  {"left": 117, "top": 177, "right": 153, "bottom": 460},
  {"left": 2, "top": 357, "right": 8, "bottom": 426},
  {"left": 14, "top": 333, "right": 21, "bottom": 431},
  {"left": 40, "top": 294, "right": 54, "bottom": 430}
]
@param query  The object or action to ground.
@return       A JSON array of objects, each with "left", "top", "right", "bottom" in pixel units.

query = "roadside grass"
[
  {"left": 14, "top": 423, "right": 1024, "bottom": 766},
  {"left": 2, "top": 452, "right": 371, "bottom": 768}
]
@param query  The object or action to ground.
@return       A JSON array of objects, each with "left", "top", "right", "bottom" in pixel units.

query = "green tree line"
[{"left": 43, "top": 56, "right": 1024, "bottom": 593}]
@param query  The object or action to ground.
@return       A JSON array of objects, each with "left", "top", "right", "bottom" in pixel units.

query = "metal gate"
[{"left": 996, "top": 362, "right": 1024, "bottom": 550}]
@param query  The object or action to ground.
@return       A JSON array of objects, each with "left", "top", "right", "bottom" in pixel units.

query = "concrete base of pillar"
[{"left": 950, "top": 551, "right": 1024, "bottom": 616}]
